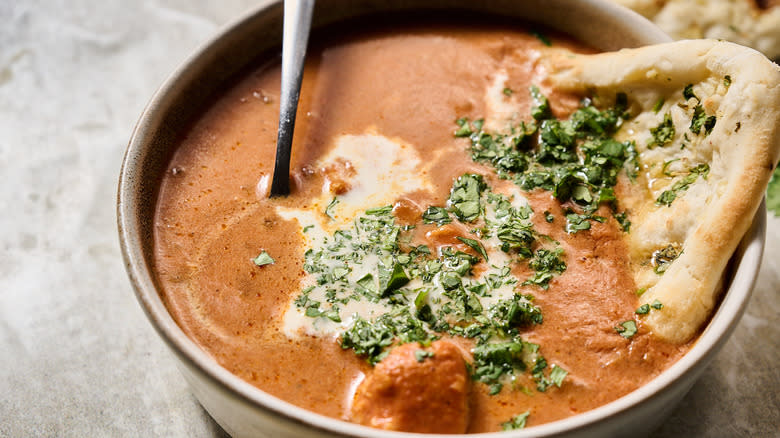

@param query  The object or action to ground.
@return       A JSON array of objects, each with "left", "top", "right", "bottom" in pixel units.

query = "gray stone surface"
[{"left": 0, "top": 1, "right": 776, "bottom": 437}]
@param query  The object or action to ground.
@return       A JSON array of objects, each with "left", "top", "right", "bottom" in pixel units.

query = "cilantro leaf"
[
  {"left": 489, "top": 294, "right": 543, "bottom": 332},
  {"left": 502, "top": 412, "right": 530, "bottom": 430},
  {"left": 652, "top": 97, "right": 665, "bottom": 113},
  {"left": 305, "top": 303, "right": 342, "bottom": 323},
  {"left": 454, "top": 117, "right": 474, "bottom": 137},
  {"left": 422, "top": 206, "right": 452, "bottom": 225},
  {"left": 457, "top": 236, "right": 489, "bottom": 262},
  {"left": 683, "top": 84, "right": 698, "bottom": 101},
  {"left": 652, "top": 245, "right": 681, "bottom": 274},
  {"left": 471, "top": 338, "right": 526, "bottom": 394},
  {"left": 380, "top": 262, "right": 410, "bottom": 295},
  {"left": 523, "top": 248, "right": 566, "bottom": 289},
  {"left": 341, "top": 317, "right": 395, "bottom": 365},
  {"left": 324, "top": 197, "right": 339, "bottom": 219},
  {"left": 648, "top": 112, "right": 675, "bottom": 148},
  {"left": 565, "top": 212, "right": 591, "bottom": 233},
  {"left": 496, "top": 220, "right": 535, "bottom": 256},
  {"left": 549, "top": 364, "right": 568, "bottom": 387},
  {"left": 656, "top": 164, "right": 709, "bottom": 206},
  {"left": 615, "top": 320, "right": 638, "bottom": 339},
  {"left": 767, "top": 165, "right": 780, "bottom": 216},
  {"left": 530, "top": 85, "right": 552, "bottom": 120},
  {"left": 448, "top": 174, "right": 486, "bottom": 222},
  {"left": 690, "top": 104, "right": 716, "bottom": 136},
  {"left": 365, "top": 205, "right": 392, "bottom": 215},
  {"left": 613, "top": 211, "right": 631, "bottom": 232},
  {"left": 252, "top": 251, "right": 275, "bottom": 266},
  {"left": 415, "top": 350, "right": 434, "bottom": 362}
]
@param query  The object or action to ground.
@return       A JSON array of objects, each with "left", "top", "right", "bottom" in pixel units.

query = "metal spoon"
[{"left": 270, "top": 0, "right": 316, "bottom": 197}]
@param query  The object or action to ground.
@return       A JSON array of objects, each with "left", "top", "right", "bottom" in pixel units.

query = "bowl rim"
[{"left": 117, "top": 0, "right": 765, "bottom": 436}]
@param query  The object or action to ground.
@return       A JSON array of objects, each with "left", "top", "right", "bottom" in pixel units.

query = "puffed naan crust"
[
  {"left": 612, "top": 0, "right": 780, "bottom": 60},
  {"left": 547, "top": 40, "right": 780, "bottom": 343}
]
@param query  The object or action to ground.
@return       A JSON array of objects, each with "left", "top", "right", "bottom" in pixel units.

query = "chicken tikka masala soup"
[{"left": 154, "top": 20, "right": 692, "bottom": 433}]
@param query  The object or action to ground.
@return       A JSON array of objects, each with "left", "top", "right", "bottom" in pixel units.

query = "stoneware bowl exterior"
[{"left": 117, "top": 1, "right": 766, "bottom": 437}]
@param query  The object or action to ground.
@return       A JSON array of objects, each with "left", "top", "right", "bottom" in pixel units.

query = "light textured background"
[{"left": 0, "top": 1, "right": 777, "bottom": 437}]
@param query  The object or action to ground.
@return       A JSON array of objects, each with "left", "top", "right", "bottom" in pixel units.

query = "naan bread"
[
  {"left": 547, "top": 40, "right": 780, "bottom": 343},
  {"left": 613, "top": 0, "right": 780, "bottom": 59}
]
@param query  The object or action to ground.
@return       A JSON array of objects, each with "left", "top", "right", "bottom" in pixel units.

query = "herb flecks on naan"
[{"left": 547, "top": 40, "right": 780, "bottom": 343}]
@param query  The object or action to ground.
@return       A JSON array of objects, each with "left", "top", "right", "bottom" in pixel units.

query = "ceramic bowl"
[{"left": 117, "top": 1, "right": 766, "bottom": 437}]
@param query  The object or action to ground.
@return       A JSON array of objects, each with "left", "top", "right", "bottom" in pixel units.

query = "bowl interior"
[{"left": 118, "top": 1, "right": 762, "bottom": 436}]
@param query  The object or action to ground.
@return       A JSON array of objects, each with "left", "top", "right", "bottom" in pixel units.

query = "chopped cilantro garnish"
[
  {"left": 366, "top": 205, "right": 392, "bottom": 215},
  {"left": 422, "top": 206, "right": 452, "bottom": 225},
  {"left": 544, "top": 211, "right": 554, "bottom": 223},
  {"left": 454, "top": 117, "right": 473, "bottom": 137},
  {"left": 380, "top": 262, "right": 410, "bottom": 295},
  {"left": 523, "top": 248, "right": 566, "bottom": 289},
  {"left": 662, "top": 158, "right": 680, "bottom": 176},
  {"left": 648, "top": 112, "right": 675, "bottom": 148},
  {"left": 502, "top": 412, "right": 530, "bottom": 430},
  {"left": 683, "top": 83, "right": 698, "bottom": 101},
  {"left": 448, "top": 174, "right": 486, "bottom": 222},
  {"left": 252, "top": 251, "right": 275, "bottom": 267},
  {"left": 652, "top": 97, "right": 665, "bottom": 113},
  {"left": 636, "top": 287, "right": 647, "bottom": 296},
  {"left": 656, "top": 164, "right": 710, "bottom": 206},
  {"left": 615, "top": 320, "right": 638, "bottom": 339},
  {"left": 489, "top": 294, "right": 543, "bottom": 333},
  {"left": 530, "top": 85, "right": 552, "bottom": 120},
  {"left": 496, "top": 220, "right": 536, "bottom": 257},
  {"left": 538, "top": 119, "right": 576, "bottom": 162},
  {"left": 341, "top": 317, "right": 395, "bottom": 365},
  {"left": 503, "top": 87, "right": 513, "bottom": 96},
  {"left": 613, "top": 211, "right": 631, "bottom": 232},
  {"left": 724, "top": 75, "right": 732, "bottom": 88},
  {"left": 461, "top": 94, "right": 632, "bottom": 214},
  {"left": 530, "top": 357, "right": 567, "bottom": 391},
  {"left": 652, "top": 245, "right": 681, "bottom": 274},
  {"left": 635, "top": 304, "right": 650, "bottom": 315},
  {"left": 531, "top": 29, "right": 552, "bottom": 46},
  {"left": 305, "top": 303, "right": 341, "bottom": 323},
  {"left": 651, "top": 299, "right": 664, "bottom": 310},
  {"left": 549, "top": 364, "right": 568, "bottom": 387},
  {"left": 324, "top": 197, "right": 339, "bottom": 219},
  {"left": 565, "top": 212, "right": 592, "bottom": 233},
  {"left": 768, "top": 165, "right": 780, "bottom": 216},
  {"left": 472, "top": 338, "right": 526, "bottom": 394},
  {"left": 690, "top": 104, "right": 716, "bottom": 136},
  {"left": 457, "top": 236, "right": 489, "bottom": 262},
  {"left": 356, "top": 273, "right": 377, "bottom": 297},
  {"left": 415, "top": 350, "right": 435, "bottom": 362},
  {"left": 413, "top": 289, "right": 429, "bottom": 309}
]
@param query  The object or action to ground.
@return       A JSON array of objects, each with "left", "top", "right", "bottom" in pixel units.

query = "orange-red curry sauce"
[{"left": 153, "top": 20, "right": 690, "bottom": 433}]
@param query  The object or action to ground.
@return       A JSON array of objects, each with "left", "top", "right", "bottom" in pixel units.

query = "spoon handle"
[{"left": 270, "top": 0, "right": 316, "bottom": 197}]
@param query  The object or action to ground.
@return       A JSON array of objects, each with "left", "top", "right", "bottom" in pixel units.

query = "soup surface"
[{"left": 154, "top": 20, "right": 690, "bottom": 433}]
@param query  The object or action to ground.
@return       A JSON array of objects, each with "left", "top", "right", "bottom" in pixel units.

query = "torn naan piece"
[
  {"left": 547, "top": 40, "right": 780, "bottom": 343},
  {"left": 613, "top": 0, "right": 780, "bottom": 60}
]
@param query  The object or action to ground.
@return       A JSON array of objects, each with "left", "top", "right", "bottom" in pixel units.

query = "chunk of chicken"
[{"left": 350, "top": 340, "right": 470, "bottom": 433}]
